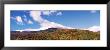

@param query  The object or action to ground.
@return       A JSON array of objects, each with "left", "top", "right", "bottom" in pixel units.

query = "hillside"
[{"left": 11, "top": 28, "right": 100, "bottom": 40}]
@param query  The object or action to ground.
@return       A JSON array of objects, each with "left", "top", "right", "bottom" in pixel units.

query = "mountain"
[
  {"left": 15, "top": 26, "right": 100, "bottom": 32},
  {"left": 11, "top": 28, "right": 100, "bottom": 40}
]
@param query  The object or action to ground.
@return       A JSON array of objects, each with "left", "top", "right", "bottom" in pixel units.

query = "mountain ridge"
[
  {"left": 14, "top": 27, "right": 100, "bottom": 32},
  {"left": 11, "top": 27, "right": 100, "bottom": 40}
]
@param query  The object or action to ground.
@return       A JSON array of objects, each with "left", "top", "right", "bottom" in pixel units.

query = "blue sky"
[{"left": 10, "top": 10, "right": 100, "bottom": 31}]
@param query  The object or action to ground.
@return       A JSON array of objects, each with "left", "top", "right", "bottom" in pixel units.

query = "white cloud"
[
  {"left": 28, "top": 20, "right": 33, "bottom": 24},
  {"left": 29, "top": 10, "right": 73, "bottom": 31},
  {"left": 41, "top": 10, "right": 62, "bottom": 16},
  {"left": 56, "top": 12, "right": 62, "bottom": 16},
  {"left": 87, "top": 26, "right": 100, "bottom": 32},
  {"left": 42, "top": 10, "right": 57, "bottom": 16},
  {"left": 30, "top": 11, "right": 43, "bottom": 23},
  {"left": 83, "top": 26, "right": 100, "bottom": 32},
  {"left": 16, "top": 16, "right": 23, "bottom": 23},
  {"left": 15, "top": 30, "right": 24, "bottom": 32},
  {"left": 42, "top": 11, "right": 50, "bottom": 16},
  {"left": 90, "top": 10, "right": 96, "bottom": 13},
  {"left": 16, "top": 16, "right": 24, "bottom": 25},
  {"left": 16, "top": 28, "right": 43, "bottom": 32},
  {"left": 50, "top": 10, "right": 57, "bottom": 13},
  {"left": 39, "top": 20, "right": 73, "bottom": 29},
  {"left": 23, "top": 28, "right": 40, "bottom": 31}
]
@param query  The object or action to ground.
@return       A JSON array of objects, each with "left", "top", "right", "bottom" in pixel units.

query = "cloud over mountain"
[
  {"left": 29, "top": 10, "right": 73, "bottom": 31},
  {"left": 14, "top": 10, "right": 100, "bottom": 32},
  {"left": 82, "top": 26, "right": 100, "bottom": 32},
  {"left": 87, "top": 26, "right": 100, "bottom": 32}
]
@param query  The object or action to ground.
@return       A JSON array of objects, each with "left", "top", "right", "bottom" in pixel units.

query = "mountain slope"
[{"left": 11, "top": 28, "right": 100, "bottom": 40}]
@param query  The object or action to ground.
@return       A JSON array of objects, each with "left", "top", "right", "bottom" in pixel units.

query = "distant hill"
[{"left": 11, "top": 28, "right": 100, "bottom": 40}]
